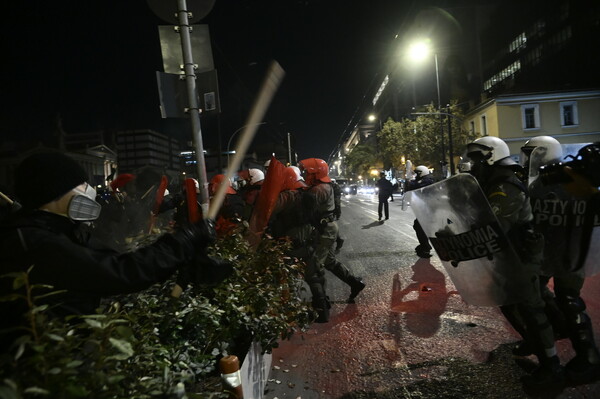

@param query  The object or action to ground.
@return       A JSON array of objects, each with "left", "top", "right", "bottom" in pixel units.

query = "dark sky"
[{"left": 2, "top": 0, "right": 482, "bottom": 161}]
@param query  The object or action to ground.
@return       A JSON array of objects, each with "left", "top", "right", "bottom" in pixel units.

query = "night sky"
[{"left": 2, "top": 0, "right": 484, "bottom": 161}]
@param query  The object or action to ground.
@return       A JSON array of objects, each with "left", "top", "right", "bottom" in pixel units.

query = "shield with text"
[
  {"left": 406, "top": 173, "right": 534, "bottom": 306},
  {"left": 528, "top": 145, "right": 600, "bottom": 277}
]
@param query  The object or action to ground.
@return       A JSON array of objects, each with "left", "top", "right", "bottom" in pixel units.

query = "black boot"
[
  {"left": 522, "top": 355, "right": 565, "bottom": 389},
  {"left": 559, "top": 297, "right": 600, "bottom": 383},
  {"left": 348, "top": 277, "right": 366, "bottom": 304},
  {"left": 326, "top": 261, "right": 366, "bottom": 303},
  {"left": 312, "top": 296, "right": 331, "bottom": 323},
  {"left": 335, "top": 237, "right": 344, "bottom": 254},
  {"left": 566, "top": 323, "right": 600, "bottom": 383},
  {"left": 308, "top": 278, "right": 330, "bottom": 323}
]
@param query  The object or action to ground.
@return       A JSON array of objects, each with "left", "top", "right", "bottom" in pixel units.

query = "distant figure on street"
[{"left": 376, "top": 172, "right": 393, "bottom": 221}]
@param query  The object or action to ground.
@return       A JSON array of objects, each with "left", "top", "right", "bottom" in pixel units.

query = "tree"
[
  {"left": 377, "top": 102, "right": 479, "bottom": 174},
  {"left": 344, "top": 142, "right": 378, "bottom": 178}
]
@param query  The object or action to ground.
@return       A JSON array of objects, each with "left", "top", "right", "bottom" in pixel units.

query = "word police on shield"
[{"left": 429, "top": 221, "right": 509, "bottom": 264}]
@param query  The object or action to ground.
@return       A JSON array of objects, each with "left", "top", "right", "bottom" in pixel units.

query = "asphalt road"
[{"left": 264, "top": 193, "right": 600, "bottom": 399}]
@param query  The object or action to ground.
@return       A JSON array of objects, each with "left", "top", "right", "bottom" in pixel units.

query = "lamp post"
[
  {"left": 408, "top": 40, "right": 445, "bottom": 176},
  {"left": 412, "top": 111, "right": 462, "bottom": 175},
  {"left": 226, "top": 122, "right": 267, "bottom": 167}
]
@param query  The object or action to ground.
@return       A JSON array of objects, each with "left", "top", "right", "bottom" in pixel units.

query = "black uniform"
[
  {"left": 407, "top": 174, "right": 435, "bottom": 257},
  {"left": 376, "top": 175, "right": 393, "bottom": 220}
]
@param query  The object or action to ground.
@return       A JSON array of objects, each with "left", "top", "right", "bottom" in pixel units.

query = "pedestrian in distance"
[
  {"left": 376, "top": 171, "right": 393, "bottom": 221},
  {"left": 466, "top": 136, "right": 562, "bottom": 389},
  {"left": 406, "top": 166, "right": 435, "bottom": 258},
  {"left": 0, "top": 151, "right": 224, "bottom": 354}
]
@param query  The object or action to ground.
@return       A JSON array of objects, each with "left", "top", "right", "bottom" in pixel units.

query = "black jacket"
[
  {"left": 376, "top": 177, "right": 393, "bottom": 199},
  {"left": 0, "top": 211, "right": 199, "bottom": 333}
]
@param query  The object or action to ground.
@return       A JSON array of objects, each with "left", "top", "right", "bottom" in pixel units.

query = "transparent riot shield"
[
  {"left": 528, "top": 144, "right": 600, "bottom": 277},
  {"left": 406, "top": 173, "right": 533, "bottom": 306}
]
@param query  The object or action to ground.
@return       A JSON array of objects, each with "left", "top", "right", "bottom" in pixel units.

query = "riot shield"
[
  {"left": 406, "top": 173, "right": 533, "bottom": 307},
  {"left": 528, "top": 145, "right": 600, "bottom": 277},
  {"left": 248, "top": 156, "right": 285, "bottom": 237}
]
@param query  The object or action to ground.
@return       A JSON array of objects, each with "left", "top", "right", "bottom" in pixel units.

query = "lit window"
[
  {"left": 480, "top": 115, "right": 488, "bottom": 136},
  {"left": 521, "top": 104, "right": 540, "bottom": 130},
  {"left": 560, "top": 101, "right": 578, "bottom": 127}
]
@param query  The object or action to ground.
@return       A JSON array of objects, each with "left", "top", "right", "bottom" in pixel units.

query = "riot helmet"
[
  {"left": 298, "top": 158, "right": 331, "bottom": 185},
  {"left": 466, "top": 136, "right": 515, "bottom": 166},
  {"left": 466, "top": 136, "right": 517, "bottom": 181},
  {"left": 209, "top": 174, "right": 236, "bottom": 196},
  {"left": 520, "top": 136, "right": 563, "bottom": 166},
  {"left": 290, "top": 165, "right": 304, "bottom": 181},
  {"left": 415, "top": 165, "right": 430, "bottom": 178},
  {"left": 282, "top": 167, "right": 307, "bottom": 190},
  {"left": 238, "top": 168, "right": 265, "bottom": 185}
]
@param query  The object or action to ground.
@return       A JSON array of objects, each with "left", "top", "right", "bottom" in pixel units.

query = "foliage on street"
[{"left": 0, "top": 226, "right": 313, "bottom": 399}]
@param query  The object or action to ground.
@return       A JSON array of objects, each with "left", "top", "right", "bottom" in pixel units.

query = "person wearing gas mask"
[
  {"left": 465, "top": 136, "right": 562, "bottom": 388},
  {"left": 521, "top": 136, "right": 600, "bottom": 384},
  {"left": 298, "top": 158, "right": 365, "bottom": 322},
  {"left": 0, "top": 151, "right": 217, "bottom": 350},
  {"left": 407, "top": 165, "right": 435, "bottom": 258}
]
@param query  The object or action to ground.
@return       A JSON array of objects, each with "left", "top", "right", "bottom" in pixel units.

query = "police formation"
[{"left": 409, "top": 136, "right": 600, "bottom": 390}]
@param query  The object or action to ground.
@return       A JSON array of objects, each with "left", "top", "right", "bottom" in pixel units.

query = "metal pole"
[
  {"left": 447, "top": 106, "right": 455, "bottom": 175},
  {"left": 287, "top": 132, "right": 292, "bottom": 165},
  {"left": 177, "top": 0, "right": 210, "bottom": 215},
  {"left": 434, "top": 53, "right": 445, "bottom": 176}
]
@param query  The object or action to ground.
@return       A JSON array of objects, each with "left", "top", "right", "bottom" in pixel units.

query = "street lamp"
[
  {"left": 368, "top": 113, "right": 382, "bottom": 130},
  {"left": 226, "top": 122, "right": 267, "bottom": 167},
  {"left": 408, "top": 39, "right": 445, "bottom": 176}
]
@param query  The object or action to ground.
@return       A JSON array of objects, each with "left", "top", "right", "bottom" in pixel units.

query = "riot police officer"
[
  {"left": 521, "top": 136, "right": 600, "bottom": 384},
  {"left": 466, "top": 136, "right": 562, "bottom": 387},
  {"left": 407, "top": 165, "right": 435, "bottom": 258},
  {"left": 299, "top": 158, "right": 365, "bottom": 321}
]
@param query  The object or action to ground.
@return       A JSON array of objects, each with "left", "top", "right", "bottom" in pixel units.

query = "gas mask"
[{"left": 68, "top": 184, "right": 101, "bottom": 221}]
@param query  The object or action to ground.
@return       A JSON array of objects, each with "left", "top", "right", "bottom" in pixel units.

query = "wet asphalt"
[{"left": 263, "top": 193, "right": 600, "bottom": 399}]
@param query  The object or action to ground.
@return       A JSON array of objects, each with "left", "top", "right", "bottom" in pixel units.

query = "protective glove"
[
  {"left": 176, "top": 253, "right": 234, "bottom": 289},
  {"left": 172, "top": 218, "right": 217, "bottom": 256}
]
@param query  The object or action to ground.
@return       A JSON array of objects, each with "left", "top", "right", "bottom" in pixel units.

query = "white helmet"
[
  {"left": 466, "top": 136, "right": 514, "bottom": 166},
  {"left": 415, "top": 165, "right": 430, "bottom": 177},
  {"left": 290, "top": 165, "right": 304, "bottom": 181},
  {"left": 521, "top": 135, "right": 563, "bottom": 165},
  {"left": 246, "top": 168, "right": 265, "bottom": 185}
]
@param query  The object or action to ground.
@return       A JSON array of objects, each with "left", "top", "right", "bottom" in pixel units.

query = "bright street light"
[
  {"left": 408, "top": 38, "right": 445, "bottom": 177},
  {"left": 407, "top": 41, "right": 431, "bottom": 62}
]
